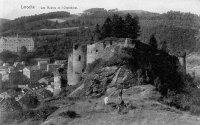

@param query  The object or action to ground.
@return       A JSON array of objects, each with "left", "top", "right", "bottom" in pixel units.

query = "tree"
[
  {"left": 0, "top": 50, "right": 18, "bottom": 62},
  {"left": 101, "top": 17, "right": 112, "bottom": 39},
  {"left": 124, "top": 14, "right": 140, "bottom": 39},
  {"left": 149, "top": 34, "right": 158, "bottom": 49},
  {"left": 161, "top": 41, "right": 169, "bottom": 53},
  {"left": 18, "top": 46, "right": 28, "bottom": 61},
  {"left": 94, "top": 24, "right": 101, "bottom": 40},
  {"left": 111, "top": 14, "right": 125, "bottom": 38},
  {"left": 20, "top": 46, "right": 27, "bottom": 55},
  {"left": 99, "top": 14, "right": 140, "bottom": 40}
]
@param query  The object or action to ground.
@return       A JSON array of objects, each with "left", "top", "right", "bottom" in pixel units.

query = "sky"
[{"left": 0, "top": 0, "right": 200, "bottom": 19}]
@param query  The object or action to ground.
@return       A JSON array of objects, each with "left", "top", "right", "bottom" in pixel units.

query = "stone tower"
[
  {"left": 67, "top": 43, "right": 87, "bottom": 85},
  {"left": 53, "top": 71, "right": 61, "bottom": 96},
  {"left": 175, "top": 50, "right": 186, "bottom": 75}
]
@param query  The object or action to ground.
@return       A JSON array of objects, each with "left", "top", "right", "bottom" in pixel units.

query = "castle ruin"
[
  {"left": 67, "top": 38, "right": 186, "bottom": 86},
  {"left": 67, "top": 38, "right": 131, "bottom": 86}
]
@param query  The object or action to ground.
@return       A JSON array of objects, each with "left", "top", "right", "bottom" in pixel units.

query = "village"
[
  {"left": 0, "top": 34, "right": 187, "bottom": 111},
  {"left": 0, "top": 36, "right": 68, "bottom": 109}
]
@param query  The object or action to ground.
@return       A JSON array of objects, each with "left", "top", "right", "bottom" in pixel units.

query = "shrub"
[
  {"left": 163, "top": 86, "right": 200, "bottom": 115},
  {"left": 59, "top": 110, "right": 80, "bottom": 118}
]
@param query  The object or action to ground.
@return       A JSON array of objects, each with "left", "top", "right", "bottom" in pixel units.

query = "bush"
[
  {"left": 163, "top": 86, "right": 200, "bottom": 115},
  {"left": 59, "top": 110, "right": 80, "bottom": 118}
]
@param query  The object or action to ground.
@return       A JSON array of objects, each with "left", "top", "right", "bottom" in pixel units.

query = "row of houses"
[
  {"left": 0, "top": 59, "right": 66, "bottom": 92},
  {"left": 0, "top": 58, "right": 67, "bottom": 109}
]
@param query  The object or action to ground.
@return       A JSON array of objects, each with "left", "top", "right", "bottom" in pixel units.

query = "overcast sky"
[{"left": 0, "top": 0, "right": 200, "bottom": 19}]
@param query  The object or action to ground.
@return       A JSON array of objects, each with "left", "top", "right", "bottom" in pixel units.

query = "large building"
[{"left": 0, "top": 36, "right": 34, "bottom": 53}]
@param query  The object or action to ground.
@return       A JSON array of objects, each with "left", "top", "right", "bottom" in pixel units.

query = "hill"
[
  {"left": 0, "top": 18, "right": 10, "bottom": 24},
  {"left": 0, "top": 18, "right": 10, "bottom": 34},
  {"left": 1, "top": 8, "right": 200, "bottom": 54},
  {"left": 47, "top": 15, "right": 79, "bottom": 23}
]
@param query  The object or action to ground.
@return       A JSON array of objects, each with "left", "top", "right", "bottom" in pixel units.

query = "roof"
[
  {"left": 1, "top": 37, "right": 34, "bottom": 44},
  {"left": 14, "top": 62, "right": 25, "bottom": 67},
  {"left": 28, "top": 82, "right": 47, "bottom": 90},
  {"left": 38, "top": 61, "right": 48, "bottom": 64},
  {"left": 34, "top": 58, "right": 50, "bottom": 61},
  {"left": 0, "top": 66, "right": 7, "bottom": 70},
  {"left": 0, "top": 91, "right": 11, "bottom": 99},
  {"left": 25, "top": 65, "right": 40, "bottom": 71},
  {"left": 103, "top": 37, "right": 119, "bottom": 41},
  {"left": 53, "top": 71, "right": 61, "bottom": 77}
]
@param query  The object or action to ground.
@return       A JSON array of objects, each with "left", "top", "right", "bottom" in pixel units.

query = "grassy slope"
[{"left": 40, "top": 85, "right": 200, "bottom": 125}]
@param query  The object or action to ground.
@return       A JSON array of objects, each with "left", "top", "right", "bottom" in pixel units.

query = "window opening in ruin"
[
  {"left": 78, "top": 55, "right": 81, "bottom": 61},
  {"left": 96, "top": 49, "right": 98, "bottom": 52},
  {"left": 103, "top": 42, "right": 106, "bottom": 48},
  {"left": 110, "top": 41, "right": 112, "bottom": 45},
  {"left": 74, "top": 44, "right": 79, "bottom": 50}
]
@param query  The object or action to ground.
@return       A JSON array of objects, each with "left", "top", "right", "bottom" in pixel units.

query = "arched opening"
[
  {"left": 78, "top": 55, "right": 81, "bottom": 61},
  {"left": 74, "top": 44, "right": 79, "bottom": 50},
  {"left": 110, "top": 41, "right": 112, "bottom": 45}
]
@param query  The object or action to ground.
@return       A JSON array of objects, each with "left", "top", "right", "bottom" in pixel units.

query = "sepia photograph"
[{"left": 0, "top": 0, "right": 200, "bottom": 124}]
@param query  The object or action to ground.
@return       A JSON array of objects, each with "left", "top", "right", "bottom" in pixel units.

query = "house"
[
  {"left": 38, "top": 61, "right": 48, "bottom": 71},
  {"left": 47, "top": 64, "right": 62, "bottom": 72},
  {"left": 13, "top": 61, "right": 25, "bottom": 71},
  {"left": 0, "top": 36, "right": 34, "bottom": 53},
  {"left": 54, "top": 60, "right": 67, "bottom": 65},
  {"left": 16, "top": 82, "right": 52, "bottom": 109},
  {"left": 34, "top": 58, "right": 50, "bottom": 64},
  {"left": 0, "top": 91, "right": 11, "bottom": 100},
  {"left": 8, "top": 71, "right": 24, "bottom": 85},
  {"left": 23, "top": 66, "right": 42, "bottom": 83},
  {"left": 0, "top": 70, "right": 8, "bottom": 82}
]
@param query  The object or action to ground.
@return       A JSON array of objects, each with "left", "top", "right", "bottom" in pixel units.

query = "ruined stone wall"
[
  {"left": 87, "top": 44, "right": 97, "bottom": 64},
  {"left": 86, "top": 40, "right": 124, "bottom": 65},
  {"left": 178, "top": 56, "right": 186, "bottom": 75}
]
